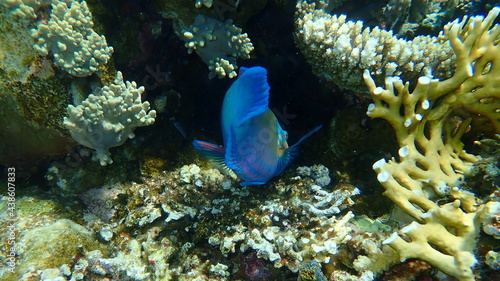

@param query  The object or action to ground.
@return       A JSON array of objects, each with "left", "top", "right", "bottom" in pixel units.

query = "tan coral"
[
  {"left": 294, "top": 1, "right": 455, "bottom": 92},
  {"left": 363, "top": 6, "right": 500, "bottom": 281},
  {"left": 383, "top": 200, "right": 482, "bottom": 281}
]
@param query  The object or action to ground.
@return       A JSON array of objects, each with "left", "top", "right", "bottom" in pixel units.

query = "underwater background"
[{"left": 0, "top": 0, "right": 499, "bottom": 280}]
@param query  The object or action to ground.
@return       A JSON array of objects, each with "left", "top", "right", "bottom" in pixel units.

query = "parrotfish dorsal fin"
[
  {"left": 273, "top": 125, "right": 322, "bottom": 177},
  {"left": 232, "top": 66, "right": 270, "bottom": 126},
  {"left": 192, "top": 140, "right": 231, "bottom": 174}
]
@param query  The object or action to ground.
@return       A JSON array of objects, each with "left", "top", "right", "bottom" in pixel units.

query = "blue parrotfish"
[{"left": 193, "top": 66, "right": 321, "bottom": 186}]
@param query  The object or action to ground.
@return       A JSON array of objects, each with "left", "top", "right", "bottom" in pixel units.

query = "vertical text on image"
[{"left": 6, "top": 167, "right": 17, "bottom": 272}]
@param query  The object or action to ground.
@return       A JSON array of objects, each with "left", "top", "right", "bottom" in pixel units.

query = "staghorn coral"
[
  {"left": 363, "top": 6, "right": 500, "bottom": 281},
  {"left": 62, "top": 71, "right": 156, "bottom": 166},
  {"left": 294, "top": 1, "right": 456, "bottom": 93}
]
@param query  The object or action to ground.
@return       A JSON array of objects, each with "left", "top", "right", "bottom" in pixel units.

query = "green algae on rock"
[{"left": 17, "top": 219, "right": 106, "bottom": 273}]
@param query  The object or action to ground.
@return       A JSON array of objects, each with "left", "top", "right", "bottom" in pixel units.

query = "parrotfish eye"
[{"left": 280, "top": 131, "right": 288, "bottom": 141}]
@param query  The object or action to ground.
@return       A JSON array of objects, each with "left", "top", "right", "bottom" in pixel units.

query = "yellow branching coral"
[{"left": 363, "top": 7, "right": 500, "bottom": 281}]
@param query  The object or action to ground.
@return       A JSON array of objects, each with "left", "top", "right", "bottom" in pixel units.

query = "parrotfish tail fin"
[
  {"left": 192, "top": 140, "right": 231, "bottom": 174},
  {"left": 224, "top": 126, "right": 244, "bottom": 174},
  {"left": 273, "top": 125, "right": 322, "bottom": 177},
  {"left": 240, "top": 181, "right": 267, "bottom": 186},
  {"left": 235, "top": 66, "right": 270, "bottom": 126}
]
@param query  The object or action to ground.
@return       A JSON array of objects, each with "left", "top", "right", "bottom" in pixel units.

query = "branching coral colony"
[{"left": 364, "top": 7, "right": 500, "bottom": 281}]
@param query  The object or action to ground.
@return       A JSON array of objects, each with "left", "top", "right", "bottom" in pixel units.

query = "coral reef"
[
  {"left": 364, "top": 6, "right": 500, "bottom": 281},
  {"left": 0, "top": 3, "right": 75, "bottom": 166},
  {"left": 17, "top": 219, "right": 105, "bottom": 273},
  {"left": 379, "top": 0, "right": 463, "bottom": 37},
  {"left": 180, "top": 14, "right": 254, "bottom": 79},
  {"left": 350, "top": 236, "right": 399, "bottom": 276},
  {"left": 2, "top": 0, "right": 50, "bottom": 19},
  {"left": 63, "top": 71, "right": 156, "bottom": 166},
  {"left": 1, "top": 163, "right": 368, "bottom": 280},
  {"left": 298, "top": 260, "right": 327, "bottom": 281},
  {"left": 0, "top": 3, "right": 49, "bottom": 83},
  {"left": 480, "top": 200, "right": 500, "bottom": 239},
  {"left": 31, "top": 0, "right": 114, "bottom": 77},
  {"left": 153, "top": 0, "right": 262, "bottom": 79},
  {"left": 0, "top": 191, "right": 87, "bottom": 280},
  {"left": 485, "top": 250, "right": 500, "bottom": 270},
  {"left": 0, "top": 74, "right": 74, "bottom": 166},
  {"left": 378, "top": 259, "right": 432, "bottom": 281},
  {"left": 121, "top": 163, "right": 360, "bottom": 273},
  {"left": 3, "top": 1, "right": 500, "bottom": 280},
  {"left": 294, "top": 1, "right": 456, "bottom": 92}
]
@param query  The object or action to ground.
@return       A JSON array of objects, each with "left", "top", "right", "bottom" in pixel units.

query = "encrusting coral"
[{"left": 364, "top": 6, "right": 500, "bottom": 281}]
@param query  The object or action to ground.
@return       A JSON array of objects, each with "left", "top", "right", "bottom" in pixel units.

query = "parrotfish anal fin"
[
  {"left": 225, "top": 126, "right": 244, "bottom": 173},
  {"left": 274, "top": 125, "right": 323, "bottom": 177},
  {"left": 240, "top": 181, "right": 266, "bottom": 186},
  {"left": 235, "top": 66, "right": 270, "bottom": 126},
  {"left": 192, "top": 140, "right": 231, "bottom": 173}
]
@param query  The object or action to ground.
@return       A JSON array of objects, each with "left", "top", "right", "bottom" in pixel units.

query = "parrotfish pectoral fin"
[
  {"left": 292, "top": 125, "right": 322, "bottom": 148},
  {"left": 233, "top": 67, "right": 270, "bottom": 126},
  {"left": 240, "top": 181, "right": 267, "bottom": 186},
  {"left": 192, "top": 140, "right": 230, "bottom": 173},
  {"left": 224, "top": 125, "right": 244, "bottom": 174},
  {"left": 277, "top": 122, "right": 289, "bottom": 149},
  {"left": 273, "top": 125, "right": 322, "bottom": 177}
]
